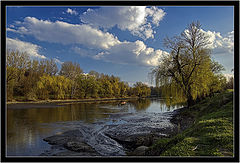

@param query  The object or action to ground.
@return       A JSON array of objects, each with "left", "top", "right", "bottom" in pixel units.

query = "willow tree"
[{"left": 151, "top": 21, "right": 222, "bottom": 107}]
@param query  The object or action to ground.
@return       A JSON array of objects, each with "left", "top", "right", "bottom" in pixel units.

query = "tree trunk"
[
  {"left": 187, "top": 95, "right": 194, "bottom": 107},
  {"left": 186, "top": 87, "right": 194, "bottom": 107}
]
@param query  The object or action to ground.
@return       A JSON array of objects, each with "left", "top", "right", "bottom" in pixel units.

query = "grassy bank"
[{"left": 148, "top": 89, "right": 234, "bottom": 156}]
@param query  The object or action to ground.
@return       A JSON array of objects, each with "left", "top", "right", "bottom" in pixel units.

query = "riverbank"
[
  {"left": 7, "top": 97, "right": 142, "bottom": 109},
  {"left": 40, "top": 105, "right": 179, "bottom": 156},
  {"left": 39, "top": 90, "right": 234, "bottom": 156},
  {"left": 147, "top": 89, "right": 234, "bottom": 156},
  {"left": 7, "top": 97, "right": 141, "bottom": 104}
]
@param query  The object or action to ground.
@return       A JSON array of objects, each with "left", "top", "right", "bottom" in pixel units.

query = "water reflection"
[
  {"left": 159, "top": 98, "right": 185, "bottom": 111},
  {"left": 128, "top": 98, "right": 151, "bottom": 111},
  {"left": 7, "top": 98, "right": 183, "bottom": 156},
  {"left": 7, "top": 102, "right": 121, "bottom": 155}
]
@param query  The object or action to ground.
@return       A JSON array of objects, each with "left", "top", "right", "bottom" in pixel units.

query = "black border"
[{"left": 1, "top": 1, "right": 239, "bottom": 162}]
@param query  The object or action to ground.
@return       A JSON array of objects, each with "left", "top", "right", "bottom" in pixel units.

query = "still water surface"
[{"left": 7, "top": 98, "right": 181, "bottom": 156}]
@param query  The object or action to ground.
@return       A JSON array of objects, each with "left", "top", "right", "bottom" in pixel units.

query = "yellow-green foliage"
[
  {"left": 151, "top": 22, "right": 227, "bottom": 106},
  {"left": 133, "top": 82, "right": 151, "bottom": 97},
  {"left": 7, "top": 50, "right": 152, "bottom": 101},
  {"left": 36, "top": 75, "right": 71, "bottom": 100}
]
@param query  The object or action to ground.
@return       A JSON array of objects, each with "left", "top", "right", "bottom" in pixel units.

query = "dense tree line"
[
  {"left": 151, "top": 21, "right": 232, "bottom": 107},
  {"left": 6, "top": 50, "right": 151, "bottom": 101}
]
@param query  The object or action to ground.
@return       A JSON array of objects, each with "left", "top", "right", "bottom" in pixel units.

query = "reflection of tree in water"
[
  {"left": 66, "top": 102, "right": 119, "bottom": 123},
  {"left": 128, "top": 98, "right": 151, "bottom": 111},
  {"left": 159, "top": 85, "right": 187, "bottom": 108},
  {"left": 160, "top": 96, "right": 186, "bottom": 109},
  {"left": 7, "top": 102, "right": 121, "bottom": 155}
]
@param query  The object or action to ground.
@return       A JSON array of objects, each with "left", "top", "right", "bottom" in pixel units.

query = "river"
[{"left": 7, "top": 98, "right": 182, "bottom": 156}]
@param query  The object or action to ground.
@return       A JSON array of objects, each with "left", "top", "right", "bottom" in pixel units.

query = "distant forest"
[{"left": 6, "top": 50, "right": 151, "bottom": 101}]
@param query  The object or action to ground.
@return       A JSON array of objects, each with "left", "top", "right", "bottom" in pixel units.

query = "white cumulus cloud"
[
  {"left": 201, "top": 29, "right": 234, "bottom": 55},
  {"left": 66, "top": 8, "right": 78, "bottom": 15},
  {"left": 80, "top": 6, "right": 166, "bottom": 40},
  {"left": 93, "top": 40, "right": 168, "bottom": 66},
  {"left": 11, "top": 17, "right": 120, "bottom": 50},
  {"left": 9, "top": 17, "right": 168, "bottom": 66},
  {"left": 8, "top": 16, "right": 234, "bottom": 68},
  {"left": 6, "top": 37, "right": 46, "bottom": 59}
]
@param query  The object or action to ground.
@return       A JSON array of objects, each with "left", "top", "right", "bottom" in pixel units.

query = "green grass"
[{"left": 148, "top": 89, "right": 234, "bottom": 156}]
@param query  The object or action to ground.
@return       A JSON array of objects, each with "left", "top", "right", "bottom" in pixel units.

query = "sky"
[{"left": 6, "top": 6, "right": 234, "bottom": 86}]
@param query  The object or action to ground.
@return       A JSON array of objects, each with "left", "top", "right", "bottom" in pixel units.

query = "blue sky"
[{"left": 6, "top": 6, "right": 234, "bottom": 86}]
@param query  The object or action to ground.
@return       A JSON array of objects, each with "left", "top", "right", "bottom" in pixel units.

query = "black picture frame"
[{"left": 1, "top": 1, "right": 239, "bottom": 162}]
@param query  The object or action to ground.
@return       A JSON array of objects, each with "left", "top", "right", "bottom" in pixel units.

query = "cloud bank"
[
  {"left": 7, "top": 15, "right": 233, "bottom": 67},
  {"left": 8, "top": 17, "right": 168, "bottom": 66}
]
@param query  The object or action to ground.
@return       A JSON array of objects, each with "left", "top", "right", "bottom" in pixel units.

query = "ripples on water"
[{"left": 7, "top": 98, "right": 182, "bottom": 156}]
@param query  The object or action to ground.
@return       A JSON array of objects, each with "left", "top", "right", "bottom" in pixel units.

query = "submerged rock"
[
  {"left": 42, "top": 111, "right": 179, "bottom": 156},
  {"left": 43, "top": 130, "right": 84, "bottom": 145},
  {"left": 104, "top": 112, "right": 178, "bottom": 150},
  {"left": 40, "top": 145, "right": 100, "bottom": 156},
  {"left": 41, "top": 129, "right": 100, "bottom": 156},
  {"left": 64, "top": 141, "right": 95, "bottom": 152}
]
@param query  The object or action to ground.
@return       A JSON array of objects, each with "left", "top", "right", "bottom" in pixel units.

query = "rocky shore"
[
  {"left": 40, "top": 107, "right": 191, "bottom": 156},
  {"left": 40, "top": 130, "right": 100, "bottom": 156}
]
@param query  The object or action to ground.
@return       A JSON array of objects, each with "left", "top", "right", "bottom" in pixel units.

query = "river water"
[{"left": 7, "top": 98, "right": 182, "bottom": 156}]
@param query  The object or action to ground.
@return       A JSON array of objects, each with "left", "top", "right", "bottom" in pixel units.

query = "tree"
[
  {"left": 6, "top": 50, "right": 30, "bottom": 100},
  {"left": 133, "top": 82, "right": 151, "bottom": 97},
  {"left": 36, "top": 75, "right": 52, "bottom": 99},
  {"left": 210, "top": 60, "right": 225, "bottom": 74},
  {"left": 151, "top": 21, "right": 224, "bottom": 107},
  {"left": 150, "top": 86, "right": 161, "bottom": 97},
  {"left": 225, "top": 76, "right": 234, "bottom": 89},
  {"left": 98, "top": 75, "right": 114, "bottom": 98},
  {"left": 36, "top": 75, "right": 71, "bottom": 99},
  {"left": 119, "top": 81, "right": 129, "bottom": 97},
  {"left": 45, "top": 59, "right": 58, "bottom": 76},
  {"left": 52, "top": 76, "right": 71, "bottom": 99},
  {"left": 59, "top": 61, "right": 83, "bottom": 78},
  {"left": 75, "top": 74, "right": 99, "bottom": 98},
  {"left": 88, "top": 70, "right": 100, "bottom": 79},
  {"left": 59, "top": 61, "right": 83, "bottom": 98},
  {"left": 109, "top": 75, "right": 121, "bottom": 97},
  {"left": 84, "top": 75, "right": 99, "bottom": 98}
]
